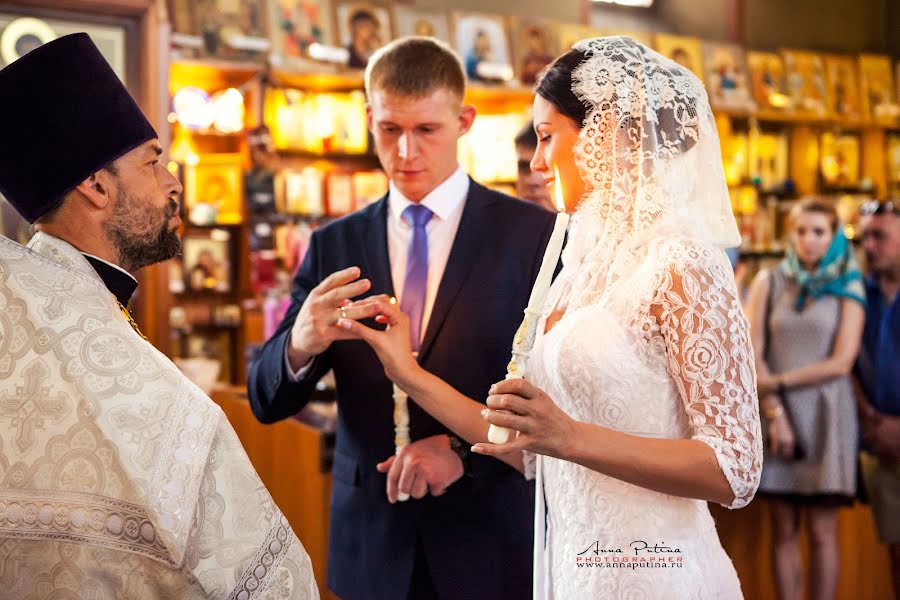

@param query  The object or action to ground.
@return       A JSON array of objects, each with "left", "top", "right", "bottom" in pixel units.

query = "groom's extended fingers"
[
  {"left": 350, "top": 293, "right": 394, "bottom": 306},
  {"left": 312, "top": 266, "right": 362, "bottom": 298},
  {"left": 486, "top": 394, "right": 531, "bottom": 415},
  {"left": 322, "top": 278, "right": 372, "bottom": 306},
  {"left": 490, "top": 378, "right": 539, "bottom": 399}
]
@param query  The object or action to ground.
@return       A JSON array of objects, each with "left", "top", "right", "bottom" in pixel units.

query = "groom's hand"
[
  {"left": 377, "top": 435, "right": 463, "bottom": 503},
  {"left": 287, "top": 266, "right": 375, "bottom": 370}
]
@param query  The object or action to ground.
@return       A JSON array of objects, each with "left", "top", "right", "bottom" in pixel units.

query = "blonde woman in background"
[{"left": 746, "top": 197, "right": 866, "bottom": 600}]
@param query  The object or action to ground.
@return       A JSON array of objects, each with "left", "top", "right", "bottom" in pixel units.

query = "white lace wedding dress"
[
  {"left": 522, "top": 37, "right": 762, "bottom": 600},
  {"left": 528, "top": 237, "right": 760, "bottom": 600}
]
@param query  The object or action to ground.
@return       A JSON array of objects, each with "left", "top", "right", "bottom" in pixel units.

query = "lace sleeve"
[{"left": 651, "top": 249, "right": 762, "bottom": 509}]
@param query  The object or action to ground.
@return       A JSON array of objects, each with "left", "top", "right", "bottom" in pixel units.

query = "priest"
[{"left": 0, "top": 33, "right": 318, "bottom": 599}]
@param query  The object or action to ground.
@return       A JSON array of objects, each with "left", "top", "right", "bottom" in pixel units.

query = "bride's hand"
[
  {"left": 472, "top": 378, "right": 580, "bottom": 460},
  {"left": 337, "top": 295, "right": 419, "bottom": 384}
]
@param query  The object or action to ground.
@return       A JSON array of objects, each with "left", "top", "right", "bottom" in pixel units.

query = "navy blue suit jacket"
[{"left": 249, "top": 180, "right": 554, "bottom": 600}]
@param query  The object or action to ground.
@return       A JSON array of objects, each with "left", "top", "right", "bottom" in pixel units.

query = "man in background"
[
  {"left": 856, "top": 199, "right": 900, "bottom": 599},
  {"left": 514, "top": 121, "right": 553, "bottom": 211}
]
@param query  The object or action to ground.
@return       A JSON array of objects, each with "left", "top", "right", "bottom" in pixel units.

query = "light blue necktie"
[{"left": 400, "top": 204, "right": 433, "bottom": 352}]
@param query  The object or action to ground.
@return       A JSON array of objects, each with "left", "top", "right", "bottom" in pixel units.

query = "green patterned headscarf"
[{"left": 780, "top": 227, "right": 866, "bottom": 311}]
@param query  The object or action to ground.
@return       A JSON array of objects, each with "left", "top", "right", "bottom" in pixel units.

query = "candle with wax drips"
[{"left": 488, "top": 166, "right": 569, "bottom": 444}]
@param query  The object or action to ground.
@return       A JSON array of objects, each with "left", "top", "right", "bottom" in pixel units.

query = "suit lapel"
[
  {"left": 362, "top": 195, "right": 396, "bottom": 298},
  {"left": 418, "top": 180, "right": 490, "bottom": 363}
]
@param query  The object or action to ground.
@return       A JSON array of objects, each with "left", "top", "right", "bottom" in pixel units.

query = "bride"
[{"left": 340, "top": 36, "right": 762, "bottom": 599}]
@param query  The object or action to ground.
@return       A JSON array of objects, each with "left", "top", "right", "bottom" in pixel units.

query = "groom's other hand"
[{"left": 377, "top": 435, "right": 464, "bottom": 503}]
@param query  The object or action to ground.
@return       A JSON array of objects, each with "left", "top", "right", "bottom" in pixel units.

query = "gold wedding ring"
[{"left": 338, "top": 306, "right": 348, "bottom": 321}]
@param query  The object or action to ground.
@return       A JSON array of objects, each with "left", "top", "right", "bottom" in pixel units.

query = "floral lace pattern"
[
  {"left": 526, "top": 37, "right": 760, "bottom": 599},
  {"left": 531, "top": 238, "right": 760, "bottom": 600},
  {"left": 562, "top": 37, "right": 741, "bottom": 314}
]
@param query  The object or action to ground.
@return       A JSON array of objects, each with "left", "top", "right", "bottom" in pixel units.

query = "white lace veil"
[{"left": 557, "top": 36, "right": 741, "bottom": 313}]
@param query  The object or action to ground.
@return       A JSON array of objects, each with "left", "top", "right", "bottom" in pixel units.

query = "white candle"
[
  {"left": 527, "top": 210, "right": 569, "bottom": 309},
  {"left": 393, "top": 381, "right": 411, "bottom": 502},
  {"left": 391, "top": 293, "right": 412, "bottom": 501},
  {"left": 488, "top": 167, "right": 569, "bottom": 444}
]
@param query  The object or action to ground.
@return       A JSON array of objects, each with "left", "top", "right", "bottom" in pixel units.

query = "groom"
[{"left": 249, "top": 37, "right": 554, "bottom": 599}]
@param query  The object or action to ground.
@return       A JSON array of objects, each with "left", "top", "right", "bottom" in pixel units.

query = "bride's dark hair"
[
  {"left": 535, "top": 43, "right": 699, "bottom": 155},
  {"left": 535, "top": 49, "right": 589, "bottom": 129}
]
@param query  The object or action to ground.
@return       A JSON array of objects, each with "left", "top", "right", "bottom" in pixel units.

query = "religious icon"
[
  {"left": 748, "top": 128, "right": 789, "bottom": 191},
  {"left": 278, "top": 167, "right": 325, "bottom": 215},
  {"left": 747, "top": 51, "right": 791, "bottom": 111},
  {"left": 392, "top": 6, "right": 449, "bottom": 43},
  {"left": 183, "top": 154, "right": 244, "bottom": 225},
  {"left": 334, "top": 1, "right": 391, "bottom": 69},
  {"left": 654, "top": 34, "right": 705, "bottom": 82},
  {"left": 782, "top": 50, "right": 827, "bottom": 117},
  {"left": 0, "top": 14, "right": 127, "bottom": 80},
  {"left": 509, "top": 17, "right": 559, "bottom": 86},
  {"left": 181, "top": 230, "right": 233, "bottom": 293},
  {"left": 268, "top": 0, "right": 334, "bottom": 64},
  {"left": 451, "top": 12, "right": 512, "bottom": 84},
  {"left": 824, "top": 54, "right": 861, "bottom": 121},
  {"left": 702, "top": 42, "right": 754, "bottom": 112},
  {"left": 171, "top": 0, "right": 268, "bottom": 60},
  {"left": 858, "top": 54, "right": 898, "bottom": 125},
  {"left": 820, "top": 132, "right": 861, "bottom": 188}
]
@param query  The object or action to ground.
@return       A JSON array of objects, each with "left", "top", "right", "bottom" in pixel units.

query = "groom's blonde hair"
[{"left": 365, "top": 37, "right": 466, "bottom": 102}]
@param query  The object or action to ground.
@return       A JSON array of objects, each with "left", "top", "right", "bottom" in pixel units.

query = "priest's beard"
[{"left": 103, "top": 183, "right": 182, "bottom": 272}]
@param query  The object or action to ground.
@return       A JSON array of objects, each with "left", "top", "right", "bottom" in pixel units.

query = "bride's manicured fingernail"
[{"left": 337, "top": 318, "right": 351, "bottom": 330}]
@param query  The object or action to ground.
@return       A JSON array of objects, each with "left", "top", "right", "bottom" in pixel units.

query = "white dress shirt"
[
  {"left": 386, "top": 166, "right": 469, "bottom": 340},
  {"left": 287, "top": 167, "right": 470, "bottom": 379}
]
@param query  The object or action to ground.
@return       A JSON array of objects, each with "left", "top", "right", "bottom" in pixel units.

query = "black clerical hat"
[{"left": 0, "top": 33, "right": 157, "bottom": 223}]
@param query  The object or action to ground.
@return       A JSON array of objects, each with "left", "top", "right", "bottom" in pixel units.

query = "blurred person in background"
[
  {"left": 856, "top": 199, "right": 900, "bottom": 599},
  {"left": 514, "top": 121, "right": 553, "bottom": 211},
  {"left": 746, "top": 197, "right": 866, "bottom": 600}
]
